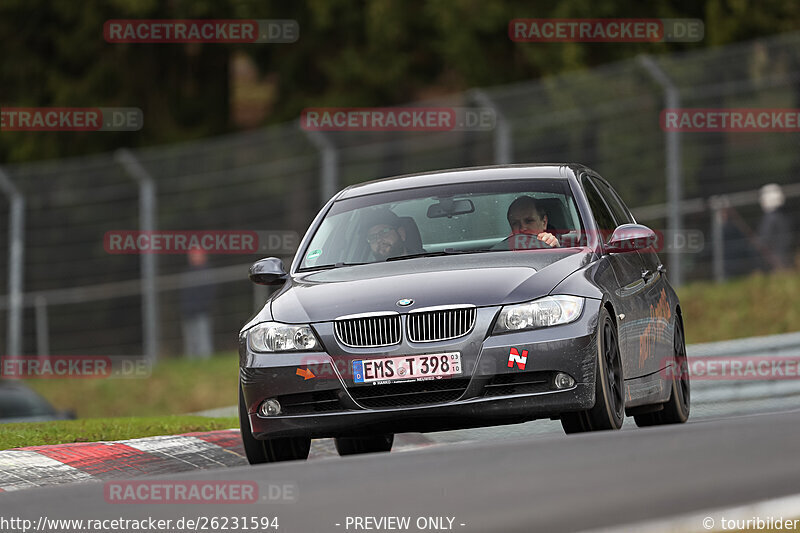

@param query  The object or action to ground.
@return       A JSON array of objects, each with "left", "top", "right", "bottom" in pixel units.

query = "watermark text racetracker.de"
[
  {"left": 301, "top": 107, "right": 496, "bottom": 132},
  {"left": 104, "top": 19, "right": 298, "bottom": 43},
  {"left": 663, "top": 355, "right": 800, "bottom": 381},
  {"left": 103, "top": 230, "right": 299, "bottom": 255},
  {"left": 661, "top": 108, "right": 800, "bottom": 132},
  {"left": 0, "top": 355, "right": 150, "bottom": 379},
  {"left": 507, "top": 228, "right": 704, "bottom": 253},
  {"left": 509, "top": 18, "right": 703, "bottom": 42},
  {"left": 104, "top": 480, "right": 296, "bottom": 504},
  {"left": 1, "top": 108, "right": 142, "bottom": 132}
]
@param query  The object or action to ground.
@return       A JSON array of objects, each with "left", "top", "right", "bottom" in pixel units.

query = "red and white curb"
[
  {"left": 0, "top": 431, "right": 438, "bottom": 493},
  {"left": 0, "top": 430, "right": 245, "bottom": 493}
]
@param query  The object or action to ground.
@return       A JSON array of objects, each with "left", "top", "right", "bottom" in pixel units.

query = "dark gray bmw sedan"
[{"left": 238, "top": 164, "right": 690, "bottom": 463}]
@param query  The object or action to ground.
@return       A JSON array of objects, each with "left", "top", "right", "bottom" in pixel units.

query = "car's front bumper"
[{"left": 239, "top": 299, "right": 601, "bottom": 440}]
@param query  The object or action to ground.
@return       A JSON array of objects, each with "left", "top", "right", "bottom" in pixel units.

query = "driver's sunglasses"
[{"left": 366, "top": 227, "right": 395, "bottom": 244}]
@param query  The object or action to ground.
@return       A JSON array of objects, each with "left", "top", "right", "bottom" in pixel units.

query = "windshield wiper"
[
  {"left": 298, "top": 262, "right": 369, "bottom": 272},
  {"left": 385, "top": 248, "right": 495, "bottom": 262}
]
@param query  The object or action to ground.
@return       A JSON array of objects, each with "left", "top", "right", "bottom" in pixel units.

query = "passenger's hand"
[{"left": 537, "top": 232, "right": 559, "bottom": 247}]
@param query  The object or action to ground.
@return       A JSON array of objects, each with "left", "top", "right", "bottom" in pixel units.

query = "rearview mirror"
[
  {"left": 427, "top": 198, "right": 475, "bottom": 218},
  {"left": 249, "top": 257, "right": 288, "bottom": 285},
  {"left": 605, "top": 224, "right": 657, "bottom": 253}
]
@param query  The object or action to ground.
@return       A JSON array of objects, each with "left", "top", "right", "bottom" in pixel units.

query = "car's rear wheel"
[
  {"left": 561, "top": 307, "right": 625, "bottom": 434},
  {"left": 238, "top": 385, "right": 311, "bottom": 463},
  {"left": 335, "top": 434, "right": 394, "bottom": 456},
  {"left": 634, "top": 318, "right": 690, "bottom": 427}
]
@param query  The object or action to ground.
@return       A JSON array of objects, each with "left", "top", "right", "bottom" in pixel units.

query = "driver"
[{"left": 506, "top": 196, "right": 559, "bottom": 248}]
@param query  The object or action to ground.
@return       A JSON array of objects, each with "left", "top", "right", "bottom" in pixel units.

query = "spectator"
[
  {"left": 180, "top": 247, "right": 216, "bottom": 358},
  {"left": 757, "top": 183, "right": 793, "bottom": 271},
  {"left": 717, "top": 196, "right": 753, "bottom": 278}
]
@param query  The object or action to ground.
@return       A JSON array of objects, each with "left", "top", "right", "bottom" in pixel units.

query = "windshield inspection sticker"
[{"left": 306, "top": 249, "right": 322, "bottom": 260}]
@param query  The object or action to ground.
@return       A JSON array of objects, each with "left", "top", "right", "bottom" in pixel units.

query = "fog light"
[
  {"left": 554, "top": 372, "right": 575, "bottom": 390},
  {"left": 260, "top": 398, "right": 282, "bottom": 416}
]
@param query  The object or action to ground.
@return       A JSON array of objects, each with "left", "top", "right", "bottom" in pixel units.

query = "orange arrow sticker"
[{"left": 296, "top": 368, "right": 315, "bottom": 380}]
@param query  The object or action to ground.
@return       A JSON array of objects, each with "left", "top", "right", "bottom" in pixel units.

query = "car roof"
[
  {"left": 0, "top": 380, "right": 36, "bottom": 391},
  {"left": 336, "top": 163, "right": 592, "bottom": 199}
]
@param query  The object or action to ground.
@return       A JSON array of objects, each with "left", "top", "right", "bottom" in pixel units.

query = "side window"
[
  {"left": 610, "top": 188, "right": 637, "bottom": 224},
  {"left": 592, "top": 177, "right": 634, "bottom": 225},
  {"left": 581, "top": 176, "right": 617, "bottom": 243}
]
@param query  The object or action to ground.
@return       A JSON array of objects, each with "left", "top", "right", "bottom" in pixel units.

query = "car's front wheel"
[
  {"left": 561, "top": 306, "right": 625, "bottom": 434},
  {"left": 335, "top": 434, "right": 394, "bottom": 456},
  {"left": 238, "top": 385, "right": 311, "bottom": 463}
]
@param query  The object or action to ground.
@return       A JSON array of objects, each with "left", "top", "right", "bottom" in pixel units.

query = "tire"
[
  {"left": 335, "top": 434, "right": 394, "bottom": 456},
  {"left": 561, "top": 306, "right": 625, "bottom": 434},
  {"left": 634, "top": 318, "right": 690, "bottom": 427},
  {"left": 238, "top": 385, "right": 311, "bottom": 463}
]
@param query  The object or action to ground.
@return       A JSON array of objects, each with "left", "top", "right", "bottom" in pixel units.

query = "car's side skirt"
[{"left": 623, "top": 369, "right": 671, "bottom": 409}]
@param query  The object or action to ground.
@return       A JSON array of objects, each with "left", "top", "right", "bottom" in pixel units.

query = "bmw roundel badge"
[{"left": 396, "top": 298, "right": 414, "bottom": 307}]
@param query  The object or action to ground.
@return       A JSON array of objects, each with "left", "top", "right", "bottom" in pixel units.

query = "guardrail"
[{"left": 688, "top": 331, "right": 800, "bottom": 406}]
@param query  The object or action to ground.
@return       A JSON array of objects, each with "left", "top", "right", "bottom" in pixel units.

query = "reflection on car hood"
[{"left": 269, "top": 249, "right": 592, "bottom": 323}]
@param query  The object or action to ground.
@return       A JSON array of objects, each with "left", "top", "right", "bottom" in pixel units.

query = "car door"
[
  {"left": 581, "top": 174, "right": 650, "bottom": 380},
  {"left": 591, "top": 176, "right": 670, "bottom": 378}
]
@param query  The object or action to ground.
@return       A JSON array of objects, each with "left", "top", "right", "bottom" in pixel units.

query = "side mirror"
[
  {"left": 249, "top": 257, "right": 288, "bottom": 285},
  {"left": 605, "top": 224, "right": 658, "bottom": 253}
]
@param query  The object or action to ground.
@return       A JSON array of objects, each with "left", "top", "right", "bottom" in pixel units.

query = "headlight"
[
  {"left": 248, "top": 322, "right": 321, "bottom": 352},
  {"left": 493, "top": 295, "right": 585, "bottom": 333}
]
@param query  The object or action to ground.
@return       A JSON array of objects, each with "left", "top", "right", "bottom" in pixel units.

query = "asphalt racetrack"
[{"left": 4, "top": 408, "right": 800, "bottom": 533}]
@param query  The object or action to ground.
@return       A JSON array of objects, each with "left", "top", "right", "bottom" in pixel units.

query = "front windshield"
[{"left": 299, "top": 178, "right": 584, "bottom": 270}]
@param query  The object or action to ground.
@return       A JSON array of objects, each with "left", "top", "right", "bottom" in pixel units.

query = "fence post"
[
  {"left": 709, "top": 196, "right": 727, "bottom": 282},
  {"left": 638, "top": 55, "right": 683, "bottom": 287},
  {"left": 0, "top": 167, "right": 25, "bottom": 356},
  {"left": 115, "top": 149, "right": 159, "bottom": 364},
  {"left": 35, "top": 295, "right": 49, "bottom": 356},
  {"left": 304, "top": 129, "right": 339, "bottom": 206},
  {"left": 470, "top": 89, "right": 512, "bottom": 164}
]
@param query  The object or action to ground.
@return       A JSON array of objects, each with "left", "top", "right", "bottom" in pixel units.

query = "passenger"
[{"left": 364, "top": 208, "right": 418, "bottom": 260}]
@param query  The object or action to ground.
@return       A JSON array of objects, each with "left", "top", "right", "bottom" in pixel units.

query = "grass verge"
[
  {"left": 25, "top": 352, "right": 239, "bottom": 419},
  {"left": 677, "top": 269, "right": 800, "bottom": 344},
  {"left": 0, "top": 415, "right": 238, "bottom": 451}
]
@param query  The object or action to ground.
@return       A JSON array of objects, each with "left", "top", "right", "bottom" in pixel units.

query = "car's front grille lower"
[
  {"left": 482, "top": 372, "right": 553, "bottom": 397},
  {"left": 335, "top": 314, "right": 401, "bottom": 348},
  {"left": 349, "top": 378, "right": 471, "bottom": 409},
  {"left": 407, "top": 306, "right": 476, "bottom": 343},
  {"left": 277, "top": 390, "right": 342, "bottom": 415}
]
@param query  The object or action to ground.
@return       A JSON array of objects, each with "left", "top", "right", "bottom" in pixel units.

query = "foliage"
[{"left": 2, "top": 0, "right": 799, "bottom": 161}]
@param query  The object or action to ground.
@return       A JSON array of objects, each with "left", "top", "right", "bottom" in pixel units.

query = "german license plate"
[{"left": 353, "top": 352, "right": 462, "bottom": 384}]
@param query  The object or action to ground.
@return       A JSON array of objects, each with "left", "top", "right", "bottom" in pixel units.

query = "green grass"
[
  {"left": 0, "top": 415, "right": 238, "bottom": 451},
  {"left": 678, "top": 269, "right": 800, "bottom": 344},
  {"left": 25, "top": 351, "right": 240, "bottom": 419}
]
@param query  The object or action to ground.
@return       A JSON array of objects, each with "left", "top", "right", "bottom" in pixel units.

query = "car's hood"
[{"left": 266, "top": 249, "right": 593, "bottom": 324}]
